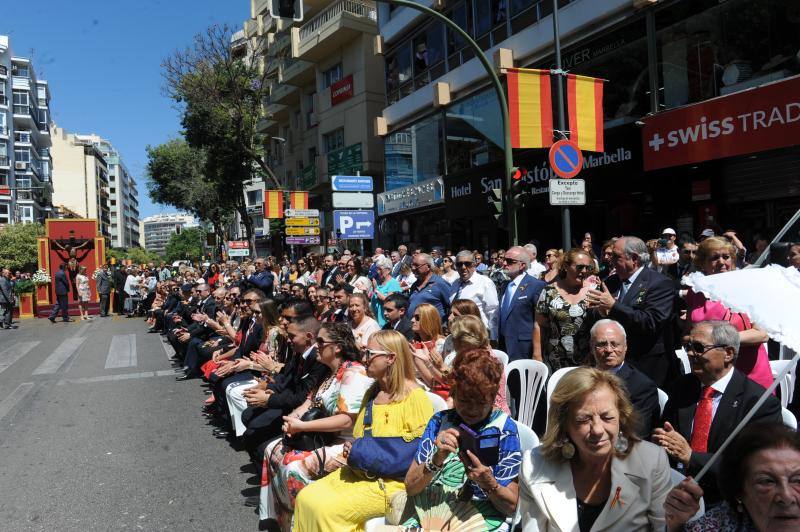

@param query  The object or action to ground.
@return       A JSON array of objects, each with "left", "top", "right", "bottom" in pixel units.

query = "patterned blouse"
[
  {"left": 535, "top": 284, "right": 591, "bottom": 371},
  {"left": 312, "top": 360, "right": 374, "bottom": 440},
  {"left": 684, "top": 502, "right": 757, "bottom": 532}
]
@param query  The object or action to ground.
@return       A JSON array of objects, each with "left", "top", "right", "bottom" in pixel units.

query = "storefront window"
[
  {"left": 656, "top": 0, "right": 800, "bottom": 109},
  {"left": 445, "top": 88, "right": 504, "bottom": 173},
  {"left": 384, "top": 114, "right": 444, "bottom": 191}
]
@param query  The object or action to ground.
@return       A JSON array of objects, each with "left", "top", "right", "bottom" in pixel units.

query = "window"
[
  {"left": 323, "top": 128, "right": 345, "bottom": 153},
  {"left": 445, "top": 88, "right": 504, "bottom": 172},
  {"left": 386, "top": 42, "right": 413, "bottom": 103},
  {"left": 21, "top": 206, "right": 33, "bottom": 221},
  {"left": 322, "top": 64, "right": 343, "bottom": 89},
  {"left": 385, "top": 114, "right": 444, "bottom": 190},
  {"left": 446, "top": 2, "right": 475, "bottom": 70},
  {"left": 14, "top": 149, "right": 30, "bottom": 162},
  {"left": 11, "top": 65, "right": 29, "bottom": 78},
  {"left": 474, "top": 0, "right": 508, "bottom": 50},
  {"left": 247, "top": 189, "right": 263, "bottom": 204},
  {"left": 412, "top": 22, "right": 445, "bottom": 89},
  {"left": 305, "top": 93, "right": 317, "bottom": 128},
  {"left": 293, "top": 110, "right": 301, "bottom": 130},
  {"left": 0, "top": 203, "right": 8, "bottom": 224},
  {"left": 12, "top": 91, "right": 28, "bottom": 106},
  {"left": 308, "top": 146, "right": 317, "bottom": 165}
]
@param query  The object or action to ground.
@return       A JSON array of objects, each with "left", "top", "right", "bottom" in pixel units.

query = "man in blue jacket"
[
  {"left": 247, "top": 257, "right": 273, "bottom": 297},
  {"left": 49, "top": 264, "right": 73, "bottom": 323}
]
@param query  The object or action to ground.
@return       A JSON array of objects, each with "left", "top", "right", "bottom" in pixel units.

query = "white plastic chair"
[
  {"left": 675, "top": 348, "right": 691, "bottom": 374},
  {"left": 657, "top": 388, "right": 669, "bottom": 417},
  {"left": 514, "top": 419, "right": 540, "bottom": 450},
  {"left": 426, "top": 391, "right": 448, "bottom": 413},
  {"left": 782, "top": 407, "right": 798, "bottom": 430},
  {"left": 770, "top": 359, "right": 797, "bottom": 408},
  {"left": 491, "top": 349, "right": 509, "bottom": 367},
  {"left": 779, "top": 344, "right": 797, "bottom": 361},
  {"left": 546, "top": 367, "right": 578, "bottom": 414},
  {"left": 505, "top": 359, "right": 549, "bottom": 429},
  {"left": 670, "top": 469, "right": 705, "bottom": 519}
]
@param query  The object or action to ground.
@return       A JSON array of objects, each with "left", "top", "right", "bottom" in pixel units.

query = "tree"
[
  {"left": 106, "top": 246, "right": 161, "bottom": 266},
  {"left": 0, "top": 223, "right": 45, "bottom": 271},
  {"left": 160, "top": 25, "right": 280, "bottom": 254},
  {"left": 164, "top": 227, "right": 206, "bottom": 264}
]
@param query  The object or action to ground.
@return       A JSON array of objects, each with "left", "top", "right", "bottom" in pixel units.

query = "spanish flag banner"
[
  {"left": 506, "top": 68, "right": 553, "bottom": 149},
  {"left": 567, "top": 74, "right": 604, "bottom": 152},
  {"left": 264, "top": 190, "right": 284, "bottom": 219},
  {"left": 289, "top": 191, "right": 309, "bottom": 210}
]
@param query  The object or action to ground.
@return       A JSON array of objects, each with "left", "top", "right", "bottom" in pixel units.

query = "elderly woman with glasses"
[
  {"left": 533, "top": 248, "right": 598, "bottom": 371},
  {"left": 519, "top": 367, "right": 671, "bottom": 531},
  {"left": 258, "top": 323, "right": 374, "bottom": 529},
  {"left": 684, "top": 236, "right": 773, "bottom": 389},
  {"left": 293, "top": 330, "right": 434, "bottom": 531}
]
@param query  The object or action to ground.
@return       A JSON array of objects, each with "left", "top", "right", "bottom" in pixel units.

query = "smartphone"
[{"left": 458, "top": 423, "right": 500, "bottom": 467}]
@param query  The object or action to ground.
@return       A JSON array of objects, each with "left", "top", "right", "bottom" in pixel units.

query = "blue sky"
[{"left": 2, "top": 0, "right": 250, "bottom": 218}]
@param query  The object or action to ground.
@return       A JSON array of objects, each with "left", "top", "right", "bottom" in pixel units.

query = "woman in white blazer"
[{"left": 519, "top": 367, "right": 671, "bottom": 531}]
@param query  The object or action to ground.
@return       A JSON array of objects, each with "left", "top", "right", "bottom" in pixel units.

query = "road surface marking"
[
  {"left": 32, "top": 337, "right": 86, "bottom": 375},
  {"left": 0, "top": 341, "right": 40, "bottom": 375},
  {"left": 57, "top": 370, "right": 175, "bottom": 385},
  {"left": 105, "top": 334, "right": 138, "bottom": 369},
  {"left": 0, "top": 382, "right": 36, "bottom": 422}
]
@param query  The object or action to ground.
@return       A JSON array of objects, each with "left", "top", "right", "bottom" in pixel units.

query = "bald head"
[{"left": 503, "top": 246, "right": 530, "bottom": 279}]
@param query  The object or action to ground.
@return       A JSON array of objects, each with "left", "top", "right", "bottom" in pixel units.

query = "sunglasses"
[
  {"left": 574, "top": 264, "right": 593, "bottom": 272},
  {"left": 242, "top": 298, "right": 259, "bottom": 304},
  {"left": 411, "top": 314, "right": 421, "bottom": 321},
  {"left": 252, "top": 309, "right": 262, "bottom": 316},
  {"left": 456, "top": 261, "right": 473, "bottom": 268},
  {"left": 362, "top": 348, "right": 391, "bottom": 360},
  {"left": 315, "top": 337, "right": 336, "bottom": 347},
  {"left": 683, "top": 341, "right": 726, "bottom": 356},
  {"left": 503, "top": 258, "right": 521, "bottom": 265}
]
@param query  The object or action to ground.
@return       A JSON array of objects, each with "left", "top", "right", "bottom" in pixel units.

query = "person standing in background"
[
  {"left": 96, "top": 264, "right": 112, "bottom": 317},
  {"left": 0, "top": 268, "right": 15, "bottom": 329}
]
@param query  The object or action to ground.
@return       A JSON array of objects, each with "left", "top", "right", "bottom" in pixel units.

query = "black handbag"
[{"left": 282, "top": 406, "right": 335, "bottom": 452}]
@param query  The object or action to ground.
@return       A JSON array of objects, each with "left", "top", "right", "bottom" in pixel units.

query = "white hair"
[
  {"left": 589, "top": 319, "right": 627, "bottom": 344},
  {"left": 375, "top": 256, "right": 393, "bottom": 270},
  {"left": 523, "top": 243, "right": 538, "bottom": 259}
]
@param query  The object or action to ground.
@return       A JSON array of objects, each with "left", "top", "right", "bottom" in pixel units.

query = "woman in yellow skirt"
[{"left": 292, "top": 330, "right": 434, "bottom": 531}]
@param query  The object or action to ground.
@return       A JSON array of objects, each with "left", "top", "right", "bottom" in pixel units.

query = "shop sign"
[
  {"left": 524, "top": 146, "right": 635, "bottom": 196},
  {"left": 327, "top": 143, "right": 362, "bottom": 177},
  {"left": 227, "top": 248, "right": 250, "bottom": 257},
  {"left": 227, "top": 241, "right": 249, "bottom": 249},
  {"left": 377, "top": 177, "right": 444, "bottom": 215},
  {"left": 642, "top": 75, "right": 800, "bottom": 171},
  {"left": 330, "top": 74, "right": 354, "bottom": 106}
]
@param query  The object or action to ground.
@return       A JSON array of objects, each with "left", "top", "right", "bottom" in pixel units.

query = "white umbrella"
[{"left": 685, "top": 265, "right": 800, "bottom": 352}]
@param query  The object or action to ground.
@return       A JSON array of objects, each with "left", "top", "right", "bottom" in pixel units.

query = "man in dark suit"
[
  {"left": 49, "top": 264, "right": 72, "bottom": 323},
  {"left": 174, "top": 283, "right": 218, "bottom": 379},
  {"left": 247, "top": 257, "right": 273, "bottom": 297},
  {"left": 495, "top": 246, "right": 546, "bottom": 362},
  {"left": 321, "top": 254, "right": 340, "bottom": 287},
  {"left": 590, "top": 319, "right": 660, "bottom": 437},
  {"left": 95, "top": 264, "right": 112, "bottom": 317},
  {"left": 240, "top": 316, "right": 329, "bottom": 460},
  {"left": 382, "top": 293, "right": 413, "bottom": 341},
  {"left": 113, "top": 265, "right": 127, "bottom": 315},
  {"left": 0, "top": 268, "right": 15, "bottom": 329},
  {"left": 653, "top": 320, "right": 782, "bottom": 505},
  {"left": 586, "top": 236, "right": 677, "bottom": 387}
]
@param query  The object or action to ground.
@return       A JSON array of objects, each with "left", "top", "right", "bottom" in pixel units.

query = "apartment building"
[
  {"left": 78, "top": 135, "right": 141, "bottom": 248},
  {"left": 49, "top": 126, "right": 112, "bottom": 239},
  {"left": 141, "top": 213, "right": 197, "bottom": 256},
  {"left": 247, "top": 0, "right": 386, "bottom": 249},
  {"left": 0, "top": 35, "right": 54, "bottom": 225},
  {"left": 375, "top": 0, "right": 800, "bottom": 249}
]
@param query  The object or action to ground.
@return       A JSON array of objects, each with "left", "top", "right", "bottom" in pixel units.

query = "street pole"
[
  {"left": 551, "top": 0, "right": 571, "bottom": 251},
  {"left": 375, "top": 0, "right": 517, "bottom": 245}
]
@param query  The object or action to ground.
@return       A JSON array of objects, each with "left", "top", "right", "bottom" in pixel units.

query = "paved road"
[{"left": 0, "top": 316, "right": 258, "bottom": 531}]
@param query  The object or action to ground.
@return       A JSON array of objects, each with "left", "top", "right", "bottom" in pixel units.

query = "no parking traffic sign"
[{"left": 548, "top": 140, "right": 583, "bottom": 179}]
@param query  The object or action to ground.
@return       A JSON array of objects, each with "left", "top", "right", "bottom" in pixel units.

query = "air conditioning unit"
[{"left": 15, "top": 161, "right": 27, "bottom": 170}]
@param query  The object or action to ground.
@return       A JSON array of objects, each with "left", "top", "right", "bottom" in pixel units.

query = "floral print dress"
[
  {"left": 260, "top": 360, "right": 374, "bottom": 529},
  {"left": 535, "top": 284, "right": 591, "bottom": 371}
]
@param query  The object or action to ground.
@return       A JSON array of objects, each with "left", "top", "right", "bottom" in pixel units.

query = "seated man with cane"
[{"left": 653, "top": 320, "right": 781, "bottom": 506}]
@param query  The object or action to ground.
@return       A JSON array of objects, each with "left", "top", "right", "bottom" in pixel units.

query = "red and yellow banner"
[
  {"left": 567, "top": 74, "right": 604, "bottom": 152},
  {"left": 289, "top": 191, "right": 308, "bottom": 210},
  {"left": 264, "top": 190, "right": 284, "bottom": 219},
  {"left": 506, "top": 68, "right": 553, "bottom": 149}
]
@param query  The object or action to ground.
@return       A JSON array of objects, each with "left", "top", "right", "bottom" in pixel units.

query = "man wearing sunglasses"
[
  {"left": 407, "top": 253, "right": 452, "bottom": 320},
  {"left": 496, "top": 246, "right": 546, "bottom": 362},
  {"left": 449, "top": 250, "right": 499, "bottom": 335},
  {"left": 653, "top": 320, "right": 781, "bottom": 505}
]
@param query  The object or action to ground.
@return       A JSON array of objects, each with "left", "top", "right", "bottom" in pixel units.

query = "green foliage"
[
  {"left": 13, "top": 279, "right": 35, "bottom": 294},
  {"left": 106, "top": 246, "right": 161, "bottom": 266},
  {"left": 164, "top": 227, "right": 206, "bottom": 263},
  {"left": 0, "top": 223, "right": 45, "bottom": 271}
]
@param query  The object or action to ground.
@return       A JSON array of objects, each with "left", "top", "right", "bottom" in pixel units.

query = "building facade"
[
  {"left": 374, "top": 0, "right": 800, "bottom": 250},
  {"left": 247, "top": 0, "right": 386, "bottom": 252},
  {"left": 141, "top": 213, "right": 196, "bottom": 256},
  {"left": 0, "top": 35, "right": 54, "bottom": 225},
  {"left": 49, "top": 126, "right": 112, "bottom": 239}
]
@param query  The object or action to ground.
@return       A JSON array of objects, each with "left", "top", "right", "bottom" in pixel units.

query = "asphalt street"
[{"left": 0, "top": 315, "right": 258, "bottom": 531}]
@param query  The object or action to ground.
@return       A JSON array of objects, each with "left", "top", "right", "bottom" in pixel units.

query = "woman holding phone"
[{"left": 403, "top": 348, "right": 521, "bottom": 530}]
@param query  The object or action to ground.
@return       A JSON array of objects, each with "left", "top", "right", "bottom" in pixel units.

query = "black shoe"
[
  {"left": 175, "top": 374, "right": 193, "bottom": 381},
  {"left": 49, "top": 317, "right": 56, "bottom": 323},
  {"left": 258, "top": 518, "right": 280, "bottom": 531},
  {"left": 62, "top": 318, "right": 74, "bottom": 322},
  {"left": 147, "top": 328, "right": 160, "bottom": 333},
  {"left": 244, "top": 496, "right": 260, "bottom": 507},
  {"left": 213, "top": 429, "right": 232, "bottom": 438}
]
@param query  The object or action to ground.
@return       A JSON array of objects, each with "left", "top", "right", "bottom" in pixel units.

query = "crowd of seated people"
[{"left": 141, "top": 243, "right": 797, "bottom": 531}]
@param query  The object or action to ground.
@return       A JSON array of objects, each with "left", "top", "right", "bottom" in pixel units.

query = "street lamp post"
[{"left": 374, "top": 0, "right": 518, "bottom": 245}]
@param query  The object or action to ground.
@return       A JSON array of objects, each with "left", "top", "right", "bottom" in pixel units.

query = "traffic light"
[
  {"left": 510, "top": 166, "right": 530, "bottom": 207},
  {"left": 487, "top": 187, "right": 503, "bottom": 223},
  {"left": 269, "top": 0, "right": 304, "bottom": 21}
]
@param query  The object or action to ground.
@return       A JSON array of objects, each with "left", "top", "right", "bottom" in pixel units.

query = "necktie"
[
  {"left": 690, "top": 386, "right": 716, "bottom": 453},
  {"left": 617, "top": 279, "right": 631, "bottom": 301},
  {"left": 501, "top": 281, "right": 515, "bottom": 320}
]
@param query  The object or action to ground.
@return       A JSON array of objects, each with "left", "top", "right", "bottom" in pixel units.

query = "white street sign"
[
  {"left": 549, "top": 179, "right": 586, "bottom": 206},
  {"left": 332, "top": 192, "right": 374, "bottom": 209},
  {"left": 227, "top": 249, "right": 250, "bottom": 257},
  {"left": 284, "top": 208, "right": 320, "bottom": 217}
]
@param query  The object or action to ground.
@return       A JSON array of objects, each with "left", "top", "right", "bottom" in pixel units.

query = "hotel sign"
[{"left": 377, "top": 177, "right": 444, "bottom": 215}]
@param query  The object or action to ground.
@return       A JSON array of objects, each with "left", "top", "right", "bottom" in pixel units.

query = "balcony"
[
  {"left": 0, "top": 94, "right": 6, "bottom": 106},
  {"left": 0, "top": 156, "right": 8, "bottom": 168},
  {"left": 13, "top": 104, "right": 36, "bottom": 128},
  {"left": 279, "top": 57, "right": 314, "bottom": 86},
  {"left": 0, "top": 65, "right": 6, "bottom": 77},
  {"left": 294, "top": 0, "right": 377, "bottom": 62},
  {"left": 0, "top": 124, "right": 7, "bottom": 136},
  {"left": 269, "top": 80, "right": 299, "bottom": 105}
]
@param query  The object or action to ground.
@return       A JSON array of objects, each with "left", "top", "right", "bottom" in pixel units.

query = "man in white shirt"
[
  {"left": 449, "top": 250, "right": 499, "bottom": 336},
  {"left": 650, "top": 227, "right": 679, "bottom": 275},
  {"left": 523, "top": 243, "right": 546, "bottom": 279}
]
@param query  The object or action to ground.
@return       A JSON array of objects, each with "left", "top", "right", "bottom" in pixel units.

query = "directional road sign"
[
  {"left": 332, "top": 192, "right": 374, "bottom": 209},
  {"left": 334, "top": 210, "right": 375, "bottom": 240},
  {"left": 331, "top": 175, "right": 373, "bottom": 192},
  {"left": 285, "top": 217, "right": 320, "bottom": 226},
  {"left": 286, "top": 236, "right": 321, "bottom": 245},
  {"left": 549, "top": 140, "right": 583, "bottom": 179},
  {"left": 286, "top": 226, "right": 321, "bottom": 236},
  {"left": 284, "top": 208, "right": 320, "bottom": 218},
  {"left": 227, "top": 249, "right": 250, "bottom": 257},
  {"left": 549, "top": 178, "right": 586, "bottom": 205}
]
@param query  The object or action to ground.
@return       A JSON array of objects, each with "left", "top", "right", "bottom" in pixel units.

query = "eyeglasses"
[
  {"left": 411, "top": 263, "right": 426, "bottom": 269},
  {"left": 362, "top": 348, "right": 391, "bottom": 361},
  {"left": 316, "top": 337, "right": 336, "bottom": 347},
  {"left": 252, "top": 309, "right": 262, "bottom": 316},
  {"left": 574, "top": 264, "right": 593, "bottom": 272},
  {"left": 683, "top": 341, "right": 726, "bottom": 356},
  {"left": 545, "top": 253, "right": 555, "bottom": 258},
  {"left": 411, "top": 314, "right": 421, "bottom": 321},
  {"left": 242, "top": 298, "right": 259, "bottom": 304},
  {"left": 455, "top": 261, "right": 473, "bottom": 268},
  {"left": 593, "top": 341, "right": 623, "bottom": 350}
]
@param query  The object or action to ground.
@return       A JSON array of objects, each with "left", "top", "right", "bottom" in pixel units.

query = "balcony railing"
[
  {"left": 299, "top": 0, "right": 376, "bottom": 41},
  {"left": 0, "top": 156, "right": 8, "bottom": 167},
  {"left": 0, "top": 66, "right": 7, "bottom": 76}
]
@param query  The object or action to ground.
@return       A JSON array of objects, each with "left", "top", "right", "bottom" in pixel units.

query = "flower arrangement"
[
  {"left": 31, "top": 269, "right": 52, "bottom": 285},
  {"left": 92, "top": 268, "right": 104, "bottom": 280}
]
